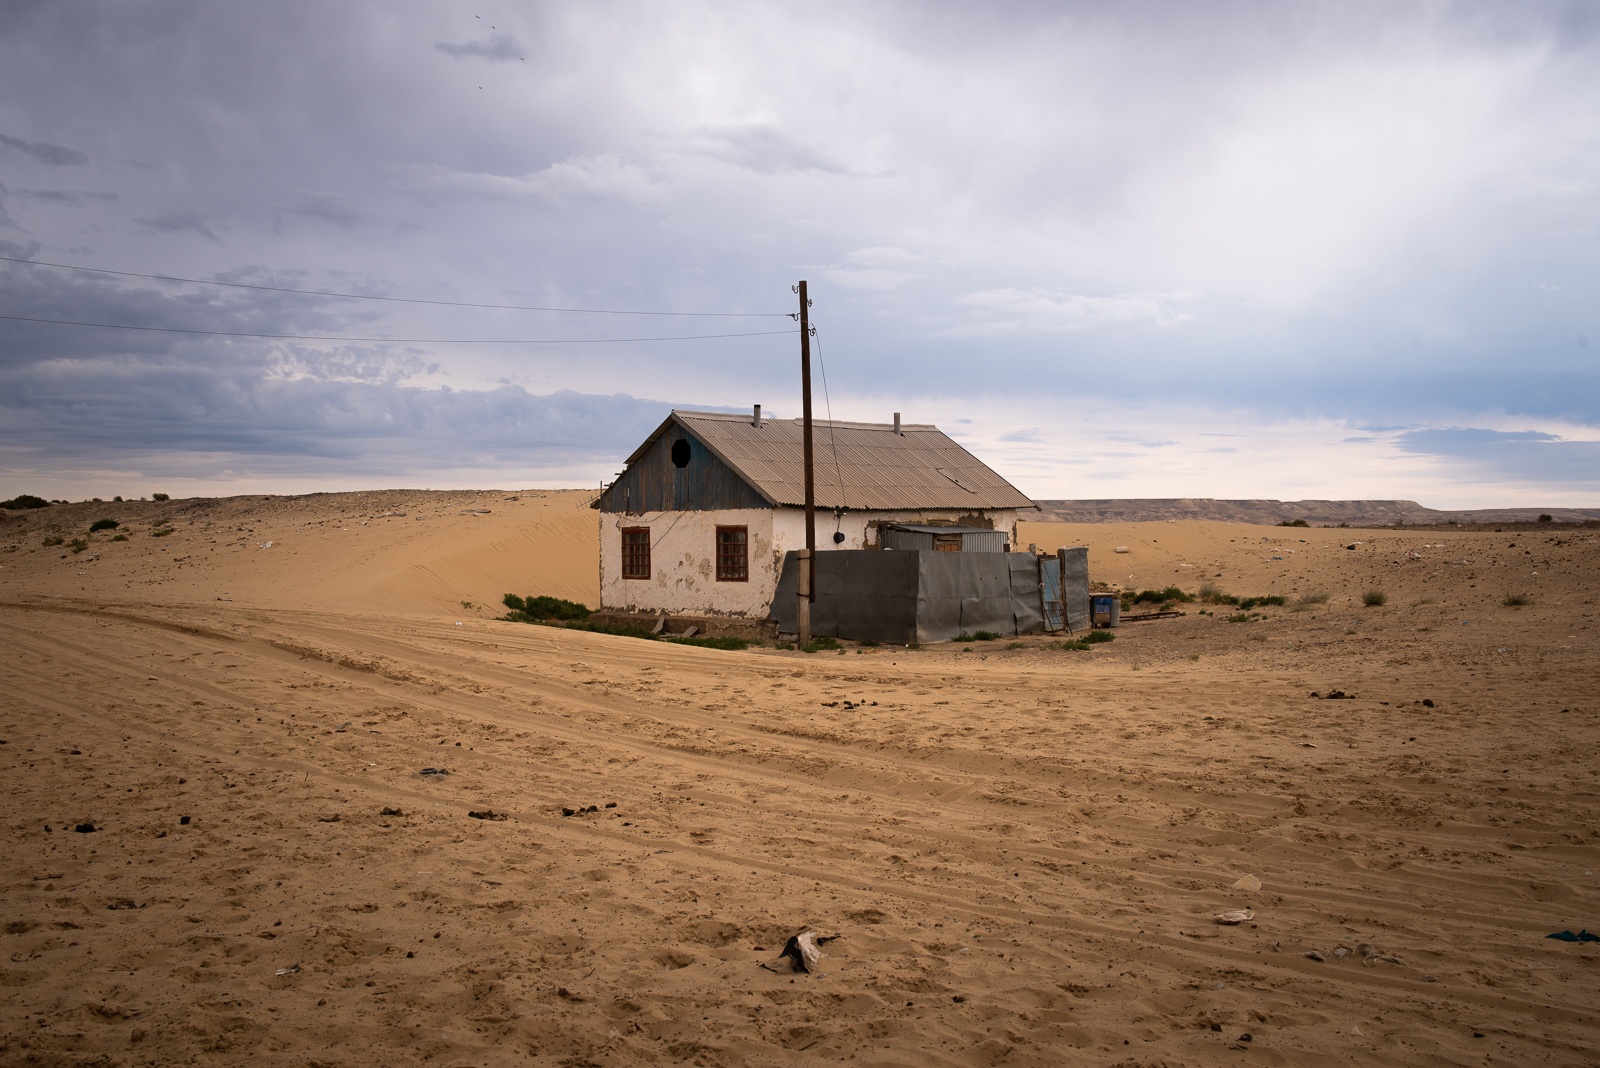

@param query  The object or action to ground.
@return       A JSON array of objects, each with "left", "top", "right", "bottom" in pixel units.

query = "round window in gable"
[{"left": 671, "top": 438, "right": 691, "bottom": 468}]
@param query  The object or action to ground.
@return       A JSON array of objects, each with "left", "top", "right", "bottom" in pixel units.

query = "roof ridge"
[{"left": 673, "top": 409, "right": 938, "bottom": 431}]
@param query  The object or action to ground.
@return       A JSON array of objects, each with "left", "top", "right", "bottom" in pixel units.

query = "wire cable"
[
  {"left": 813, "top": 326, "right": 848, "bottom": 516},
  {"left": 0, "top": 255, "right": 788, "bottom": 318},
  {"left": 0, "top": 313, "right": 792, "bottom": 345}
]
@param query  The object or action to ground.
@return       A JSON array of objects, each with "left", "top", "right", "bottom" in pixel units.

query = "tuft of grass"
[
  {"left": 41, "top": 535, "right": 64, "bottom": 547},
  {"left": 802, "top": 636, "right": 842, "bottom": 653},
  {"left": 1362, "top": 589, "right": 1388, "bottom": 607},
  {"left": 954, "top": 630, "right": 1001, "bottom": 642},
  {"left": 1084, "top": 629, "right": 1115, "bottom": 644},
  {"left": 1225, "top": 612, "right": 1253, "bottom": 623},
  {"left": 1503, "top": 594, "right": 1530, "bottom": 607},
  {"left": 89, "top": 518, "right": 120, "bottom": 533},
  {"left": 1054, "top": 639, "right": 1091, "bottom": 651},
  {"left": 111, "top": 533, "right": 128, "bottom": 542},
  {"left": 1292, "top": 591, "right": 1330, "bottom": 611},
  {"left": 67, "top": 538, "right": 90, "bottom": 554},
  {"left": 1239, "top": 595, "right": 1286, "bottom": 609},
  {"left": 1005, "top": 641, "right": 1025, "bottom": 650}
]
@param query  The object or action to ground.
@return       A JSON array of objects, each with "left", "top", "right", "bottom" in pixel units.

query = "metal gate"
[{"left": 1038, "top": 556, "right": 1064, "bottom": 632}]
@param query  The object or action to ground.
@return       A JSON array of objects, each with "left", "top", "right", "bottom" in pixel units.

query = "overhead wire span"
[
  {"left": 0, "top": 256, "right": 788, "bottom": 318},
  {"left": 812, "top": 326, "right": 848, "bottom": 519},
  {"left": 0, "top": 313, "right": 793, "bottom": 345}
]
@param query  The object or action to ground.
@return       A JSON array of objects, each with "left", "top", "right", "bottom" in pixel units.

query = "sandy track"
[{"left": 3, "top": 493, "right": 1599, "bottom": 1065}]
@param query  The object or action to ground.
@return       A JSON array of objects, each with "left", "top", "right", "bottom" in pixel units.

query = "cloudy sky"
[{"left": 1, "top": 1, "right": 1596, "bottom": 506}]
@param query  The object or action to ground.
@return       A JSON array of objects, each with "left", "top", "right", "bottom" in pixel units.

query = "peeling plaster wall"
[{"left": 599, "top": 506, "right": 1023, "bottom": 617}]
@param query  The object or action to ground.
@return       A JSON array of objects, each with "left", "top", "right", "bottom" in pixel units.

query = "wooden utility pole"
[{"left": 797, "top": 280, "right": 815, "bottom": 647}]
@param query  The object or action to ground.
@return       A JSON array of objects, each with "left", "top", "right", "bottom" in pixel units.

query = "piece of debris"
[
  {"left": 378, "top": 511, "right": 406, "bottom": 518},
  {"left": 467, "top": 809, "right": 508, "bottom": 821},
  {"left": 1333, "top": 945, "right": 1349, "bottom": 960},
  {"left": 760, "top": 930, "right": 837, "bottom": 974},
  {"left": 1547, "top": 929, "right": 1600, "bottom": 943},
  {"left": 1422, "top": 698, "right": 1435, "bottom": 708},
  {"left": 1304, "top": 950, "right": 1326, "bottom": 962},
  {"left": 317, "top": 814, "right": 340, "bottom": 823},
  {"left": 380, "top": 807, "right": 404, "bottom": 817},
  {"left": 106, "top": 898, "right": 141, "bottom": 910},
  {"left": 419, "top": 767, "right": 449, "bottom": 776},
  {"left": 275, "top": 963, "right": 301, "bottom": 976},
  {"left": 334, "top": 721, "right": 351, "bottom": 732},
  {"left": 73, "top": 822, "right": 97, "bottom": 833},
  {"left": 560, "top": 805, "right": 601, "bottom": 817},
  {"left": 459, "top": 509, "right": 491, "bottom": 515},
  {"left": 1231, "top": 874, "right": 1262, "bottom": 892},
  {"left": 1113, "top": 546, "right": 1129, "bottom": 554},
  {"left": 1214, "top": 909, "right": 1255, "bottom": 925}
]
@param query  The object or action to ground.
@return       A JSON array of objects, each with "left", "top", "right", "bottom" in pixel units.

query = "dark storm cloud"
[
  {"left": 1396, "top": 427, "right": 1600, "bottom": 487},
  {"left": 0, "top": 132, "right": 88, "bottom": 166},
  {"left": 134, "top": 211, "right": 223, "bottom": 243},
  {"left": 435, "top": 31, "right": 524, "bottom": 61}
]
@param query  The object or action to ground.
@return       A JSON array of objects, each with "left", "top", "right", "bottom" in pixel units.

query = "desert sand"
[{"left": 3, "top": 491, "right": 1598, "bottom": 1066}]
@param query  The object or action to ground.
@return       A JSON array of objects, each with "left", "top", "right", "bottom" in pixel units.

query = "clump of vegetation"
[
  {"left": 152, "top": 492, "right": 170, "bottom": 502},
  {"left": 1, "top": 494, "right": 50, "bottom": 510},
  {"left": 1122, "top": 586, "right": 1194, "bottom": 607},
  {"left": 1199, "top": 584, "right": 1283, "bottom": 609},
  {"left": 1277, "top": 518, "right": 1310, "bottom": 527},
  {"left": 1538, "top": 513, "right": 1553, "bottom": 523},
  {"left": 502, "top": 593, "right": 591, "bottom": 622},
  {"left": 111, "top": 533, "right": 128, "bottom": 542},
  {"left": 954, "top": 630, "right": 1002, "bottom": 642},
  {"left": 1503, "top": 593, "right": 1530, "bottom": 607},
  {"left": 1225, "top": 612, "right": 1254, "bottom": 623},
  {"left": 802, "top": 635, "right": 843, "bottom": 653},
  {"left": 150, "top": 524, "right": 173, "bottom": 537},
  {"left": 1362, "top": 589, "right": 1388, "bottom": 607},
  {"left": 1083, "top": 629, "right": 1115, "bottom": 643},
  {"left": 1292, "top": 591, "right": 1330, "bottom": 610},
  {"left": 1054, "top": 639, "right": 1091, "bottom": 651},
  {"left": 1005, "top": 641, "right": 1025, "bottom": 650},
  {"left": 67, "top": 538, "right": 90, "bottom": 554},
  {"left": 41, "top": 535, "right": 64, "bottom": 547},
  {"left": 665, "top": 635, "right": 751, "bottom": 651},
  {"left": 89, "top": 518, "right": 120, "bottom": 533}
]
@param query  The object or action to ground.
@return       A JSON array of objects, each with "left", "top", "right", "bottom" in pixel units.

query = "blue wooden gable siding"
[{"left": 598, "top": 425, "right": 769, "bottom": 514}]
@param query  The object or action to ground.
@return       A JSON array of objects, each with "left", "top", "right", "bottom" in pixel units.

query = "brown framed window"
[
  {"left": 715, "top": 526, "right": 748, "bottom": 582},
  {"left": 621, "top": 527, "right": 650, "bottom": 579}
]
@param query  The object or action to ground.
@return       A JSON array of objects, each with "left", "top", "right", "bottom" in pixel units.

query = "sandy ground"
[{"left": 3, "top": 492, "right": 1599, "bottom": 1066}]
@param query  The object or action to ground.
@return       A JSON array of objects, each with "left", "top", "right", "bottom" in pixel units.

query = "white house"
[{"left": 593, "top": 408, "right": 1037, "bottom": 627}]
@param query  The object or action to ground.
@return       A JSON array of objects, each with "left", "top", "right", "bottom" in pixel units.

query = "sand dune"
[{"left": 2, "top": 491, "right": 1598, "bottom": 1065}]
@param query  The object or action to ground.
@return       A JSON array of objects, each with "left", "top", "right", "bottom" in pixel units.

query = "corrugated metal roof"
[{"left": 629, "top": 410, "right": 1036, "bottom": 511}]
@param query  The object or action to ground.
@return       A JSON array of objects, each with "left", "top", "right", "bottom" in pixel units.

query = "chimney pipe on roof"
[
  {"left": 893, "top": 412, "right": 902, "bottom": 435},
  {"left": 752, "top": 403, "right": 762, "bottom": 428}
]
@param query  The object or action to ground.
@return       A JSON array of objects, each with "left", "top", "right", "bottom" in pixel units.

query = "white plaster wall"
[
  {"left": 599, "top": 509, "right": 776, "bottom": 616},
  {"left": 599, "top": 506, "right": 1023, "bottom": 617}
]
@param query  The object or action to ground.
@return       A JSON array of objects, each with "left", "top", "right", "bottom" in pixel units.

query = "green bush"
[
  {"left": 1238, "top": 595, "right": 1285, "bottom": 609},
  {"left": 1292, "top": 591, "right": 1330, "bottom": 610},
  {"left": 1225, "top": 612, "right": 1253, "bottom": 623},
  {"left": 802, "top": 636, "right": 842, "bottom": 653},
  {"left": 67, "top": 538, "right": 90, "bottom": 554},
  {"left": 41, "top": 535, "right": 64, "bottom": 546},
  {"left": 1084, "top": 629, "right": 1115, "bottom": 643},
  {"left": 1277, "top": 518, "right": 1310, "bottom": 527},
  {"left": 152, "top": 492, "right": 170, "bottom": 502},
  {"left": 1054, "top": 639, "right": 1091, "bottom": 651},
  {"left": 954, "top": 630, "right": 1001, "bottom": 642},
  {"left": 2, "top": 494, "right": 50, "bottom": 510},
  {"left": 89, "top": 518, "right": 119, "bottom": 533},
  {"left": 1122, "top": 586, "right": 1194, "bottom": 606},
  {"left": 502, "top": 593, "right": 591, "bottom": 621},
  {"left": 111, "top": 533, "right": 128, "bottom": 542},
  {"left": 1362, "top": 589, "right": 1387, "bottom": 607},
  {"left": 664, "top": 635, "right": 750, "bottom": 651}
]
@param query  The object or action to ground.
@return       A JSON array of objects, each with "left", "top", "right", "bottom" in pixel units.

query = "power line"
[
  {"left": 0, "top": 255, "right": 788, "bottom": 318},
  {"left": 0, "top": 313, "right": 793, "bottom": 345}
]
